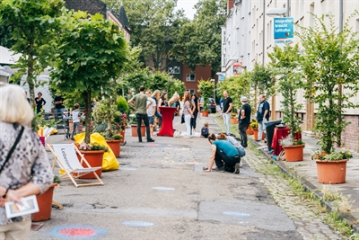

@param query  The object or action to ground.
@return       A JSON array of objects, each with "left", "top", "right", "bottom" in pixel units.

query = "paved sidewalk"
[{"left": 248, "top": 133, "right": 359, "bottom": 232}]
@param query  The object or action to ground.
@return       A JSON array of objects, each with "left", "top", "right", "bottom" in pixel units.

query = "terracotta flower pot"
[
  {"left": 77, "top": 150, "right": 104, "bottom": 179},
  {"left": 202, "top": 111, "right": 209, "bottom": 117},
  {"left": 119, "top": 130, "right": 125, "bottom": 143},
  {"left": 316, "top": 159, "right": 348, "bottom": 184},
  {"left": 246, "top": 125, "right": 254, "bottom": 135},
  {"left": 32, "top": 183, "right": 57, "bottom": 222},
  {"left": 282, "top": 144, "right": 304, "bottom": 162},
  {"left": 253, "top": 129, "right": 258, "bottom": 140},
  {"left": 131, "top": 124, "right": 145, "bottom": 137},
  {"left": 106, "top": 140, "right": 121, "bottom": 158}
]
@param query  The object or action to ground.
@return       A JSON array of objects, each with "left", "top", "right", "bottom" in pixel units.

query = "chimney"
[{"left": 227, "top": 0, "right": 234, "bottom": 14}]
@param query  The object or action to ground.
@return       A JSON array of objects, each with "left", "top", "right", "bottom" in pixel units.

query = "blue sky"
[{"left": 175, "top": 0, "right": 200, "bottom": 20}]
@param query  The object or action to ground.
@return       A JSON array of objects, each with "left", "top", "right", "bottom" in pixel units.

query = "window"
[
  {"left": 187, "top": 89, "right": 195, "bottom": 95},
  {"left": 186, "top": 73, "right": 195, "bottom": 81},
  {"left": 168, "top": 66, "right": 180, "bottom": 74}
]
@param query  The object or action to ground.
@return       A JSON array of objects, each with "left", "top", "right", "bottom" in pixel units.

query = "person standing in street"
[
  {"left": 183, "top": 91, "right": 194, "bottom": 137},
  {"left": 128, "top": 86, "right": 155, "bottom": 143},
  {"left": 256, "top": 94, "right": 270, "bottom": 142},
  {"left": 190, "top": 94, "right": 199, "bottom": 134},
  {"left": 54, "top": 91, "right": 65, "bottom": 125},
  {"left": 220, "top": 91, "right": 232, "bottom": 135},
  {"left": 0, "top": 84, "right": 53, "bottom": 240},
  {"left": 146, "top": 90, "right": 156, "bottom": 138},
  {"left": 238, "top": 97, "right": 251, "bottom": 148},
  {"left": 34, "top": 92, "right": 46, "bottom": 114}
]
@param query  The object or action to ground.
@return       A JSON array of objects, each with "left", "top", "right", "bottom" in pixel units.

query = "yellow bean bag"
[{"left": 74, "top": 132, "right": 119, "bottom": 171}]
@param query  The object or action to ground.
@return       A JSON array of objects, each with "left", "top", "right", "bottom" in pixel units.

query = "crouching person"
[{"left": 203, "top": 133, "right": 240, "bottom": 174}]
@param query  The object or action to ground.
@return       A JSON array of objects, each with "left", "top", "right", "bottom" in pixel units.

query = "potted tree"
[
  {"left": 75, "top": 143, "right": 108, "bottom": 178},
  {"left": 268, "top": 44, "right": 305, "bottom": 162},
  {"left": 198, "top": 79, "right": 214, "bottom": 117},
  {"left": 298, "top": 14, "right": 359, "bottom": 183},
  {"left": 50, "top": 11, "right": 127, "bottom": 145},
  {"left": 117, "top": 96, "right": 130, "bottom": 143},
  {"left": 32, "top": 176, "right": 61, "bottom": 222}
]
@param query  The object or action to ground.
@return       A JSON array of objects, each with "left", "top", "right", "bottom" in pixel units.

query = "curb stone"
[{"left": 249, "top": 138, "right": 359, "bottom": 234}]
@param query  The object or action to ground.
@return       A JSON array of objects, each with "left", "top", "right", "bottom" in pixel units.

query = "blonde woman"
[
  {"left": 0, "top": 84, "right": 53, "bottom": 239},
  {"left": 152, "top": 90, "right": 162, "bottom": 128},
  {"left": 183, "top": 91, "right": 194, "bottom": 136},
  {"left": 168, "top": 92, "right": 180, "bottom": 107}
]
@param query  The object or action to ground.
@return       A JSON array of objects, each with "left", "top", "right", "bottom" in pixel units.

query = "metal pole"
[
  {"left": 287, "top": 0, "right": 290, "bottom": 17},
  {"left": 338, "top": 0, "right": 343, "bottom": 146},
  {"left": 262, "top": 0, "right": 265, "bottom": 65}
]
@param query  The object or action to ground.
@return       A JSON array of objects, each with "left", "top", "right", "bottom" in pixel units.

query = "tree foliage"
[
  {"left": 198, "top": 79, "right": 214, "bottom": 111},
  {"left": 268, "top": 45, "right": 303, "bottom": 141},
  {"left": 297, "top": 14, "right": 359, "bottom": 153},
  {"left": 173, "top": 0, "right": 226, "bottom": 76},
  {"left": 0, "top": 0, "right": 64, "bottom": 107},
  {"left": 217, "top": 73, "right": 251, "bottom": 113},
  {"left": 51, "top": 11, "right": 127, "bottom": 143},
  {"left": 110, "top": 0, "right": 186, "bottom": 71}
]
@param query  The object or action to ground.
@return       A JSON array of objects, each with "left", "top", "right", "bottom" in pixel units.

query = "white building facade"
[
  {"left": 221, "top": 0, "right": 251, "bottom": 77},
  {"left": 222, "top": 0, "right": 359, "bottom": 151}
]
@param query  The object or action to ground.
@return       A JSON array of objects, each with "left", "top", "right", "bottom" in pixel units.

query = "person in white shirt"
[
  {"left": 146, "top": 90, "right": 156, "bottom": 137},
  {"left": 71, "top": 103, "right": 84, "bottom": 139}
]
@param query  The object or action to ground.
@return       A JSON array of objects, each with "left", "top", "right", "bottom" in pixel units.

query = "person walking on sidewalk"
[
  {"left": 203, "top": 134, "right": 240, "bottom": 174},
  {"left": 183, "top": 91, "right": 194, "bottom": 137},
  {"left": 238, "top": 97, "right": 251, "bottom": 148},
  {"left": 220, "top": 91, "right": 232, "bottom": 135},
  {"left": 128, "top": 86, "right": 155, "bottom": 143},
  {"left": 146, "top": 90, "right": 156, "bottom": 138},
  {"left": 256, "top": 94, "right": 270, "bottom": 142}
]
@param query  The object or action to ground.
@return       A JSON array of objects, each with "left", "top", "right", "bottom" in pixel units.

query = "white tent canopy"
[{"left": 0, "top": 46, "right": 21, "bottom": 65}]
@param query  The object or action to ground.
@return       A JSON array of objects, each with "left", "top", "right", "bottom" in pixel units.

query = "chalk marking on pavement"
[
  {"left": 152, "top": 187, "right": 175, "bottom": 191},
  {"left": 50, "top": 224, "right": 107, "bottom": 239},
  {"left": 122, "top": 221, "right": 154, "bottom": 227},
  {"left": 222, "top": 211, "right": 251, "bottom": 218}
]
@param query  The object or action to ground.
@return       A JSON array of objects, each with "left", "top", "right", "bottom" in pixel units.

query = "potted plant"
[
  {"left": 198, "top": 79, "right": 214, "bottom": 117},
  {"left": 246, "top": 119, "right": 255, "bottom": 135},
  {"left": 50, "top": 11, "right": 127, "bottom": 145},
  {"left": 32, "top": 176, "right": 61, "bottom": 222},
  {"left": 104, "top": 133, "right": 122, "bottom": 158},
  {"left": 76, "top": 143, "right": 108, "bottom": 179},
  {"left": 268, "top": 44, "right": 304, "bottom": 162},
  {"left": 250, "top": 121, "right": 259, "bottom": 140},
  {"left": 297, "top": 15, "right": 359, "bottom": 183},
  {"left": 280, "top": 135, "right": 305, "bottom": 162},
  {"left": 114, "top": 112, "right": 127, "bottom": 143},
  {"left": 312, "top": 150, "right": 352, "bottom": 184}
]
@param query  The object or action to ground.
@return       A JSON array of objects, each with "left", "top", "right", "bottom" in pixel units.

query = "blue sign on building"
[
  {"left": 273, "top": 17, "right": 294, "bottom": 46},
  {"left": 218, "top": 74, "right": 225, "bottom": 81}
]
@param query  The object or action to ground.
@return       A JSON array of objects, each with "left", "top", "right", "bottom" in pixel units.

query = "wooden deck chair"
[{"left": 48, "top": 144, "right": 104, "bottom": 188}]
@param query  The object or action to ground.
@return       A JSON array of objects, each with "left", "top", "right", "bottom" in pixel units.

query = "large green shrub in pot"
[
  {"left": 268, "top": 44, "right": 303, "bottom": 142},
  {"left": 297, "top": 14, "right": 359, "bottom": 153}
]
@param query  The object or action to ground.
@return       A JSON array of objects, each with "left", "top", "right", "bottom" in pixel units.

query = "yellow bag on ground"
[{"left": 74, "top": 132, "right": 119, "bottom": 171}]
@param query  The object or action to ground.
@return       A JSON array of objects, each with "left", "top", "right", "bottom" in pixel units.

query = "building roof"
[
  {"left": 117, "top": 4, "right": 130, "bottom": 30},
  {"left": 65, "top": 0, "right": 106, "bottom": 16}
]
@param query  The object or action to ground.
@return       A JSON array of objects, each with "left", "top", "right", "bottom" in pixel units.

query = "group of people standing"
[
  {"left": 221, "top": 91, "right": 270, "bottom": 148},
  {"left": 128, "top": 86, "right": 201, "bottom": 142}
]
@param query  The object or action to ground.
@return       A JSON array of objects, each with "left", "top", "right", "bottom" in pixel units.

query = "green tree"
[
  {"left": 113, "top": 0, "right": 186, "bottom": 71},
  {"left": 298, "top": 14, "right": 359, "bottom": 153},
  {"left": 268, "top": 45, "right": 303, "bottom": 142},
  {"left": 173, "top": 0, "right": 227, "bottom": 76},
  {"left": 198, "top": 79, "right": 214, "bottom": 112},
  {"left": 217, "top": 73, "right": 251, "bottom": 114},
  {"left": 0, "top": 24, "right": 15, "bottom": 48},
  {"left": 250, "top": 62, "right": 275, "bottom": 109},
  {"left": 51, "top": 11, "right": 127, "bottom": 144},
  {"left": 0, "top": 0, "right": 64, "bottom": 107}
]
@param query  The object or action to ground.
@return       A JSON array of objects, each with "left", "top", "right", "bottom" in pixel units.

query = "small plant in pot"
[
  {"left": 312, "top": 150, "right": 353, "bottom": 184},
  {"left": 250, "top": 121, "right": 259, "bottom": 139},
  {"left": 268, "top": 44, "right": 304, "bottom": 162},
  {"left": 198, "top": 79, "right": 214, "bottom": 117},
  {"left": 76, "top": 143, "right": 108, "bottom": 179},
  {"left": 129, "top": 113, "right": 145, "bottom": 137}
]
